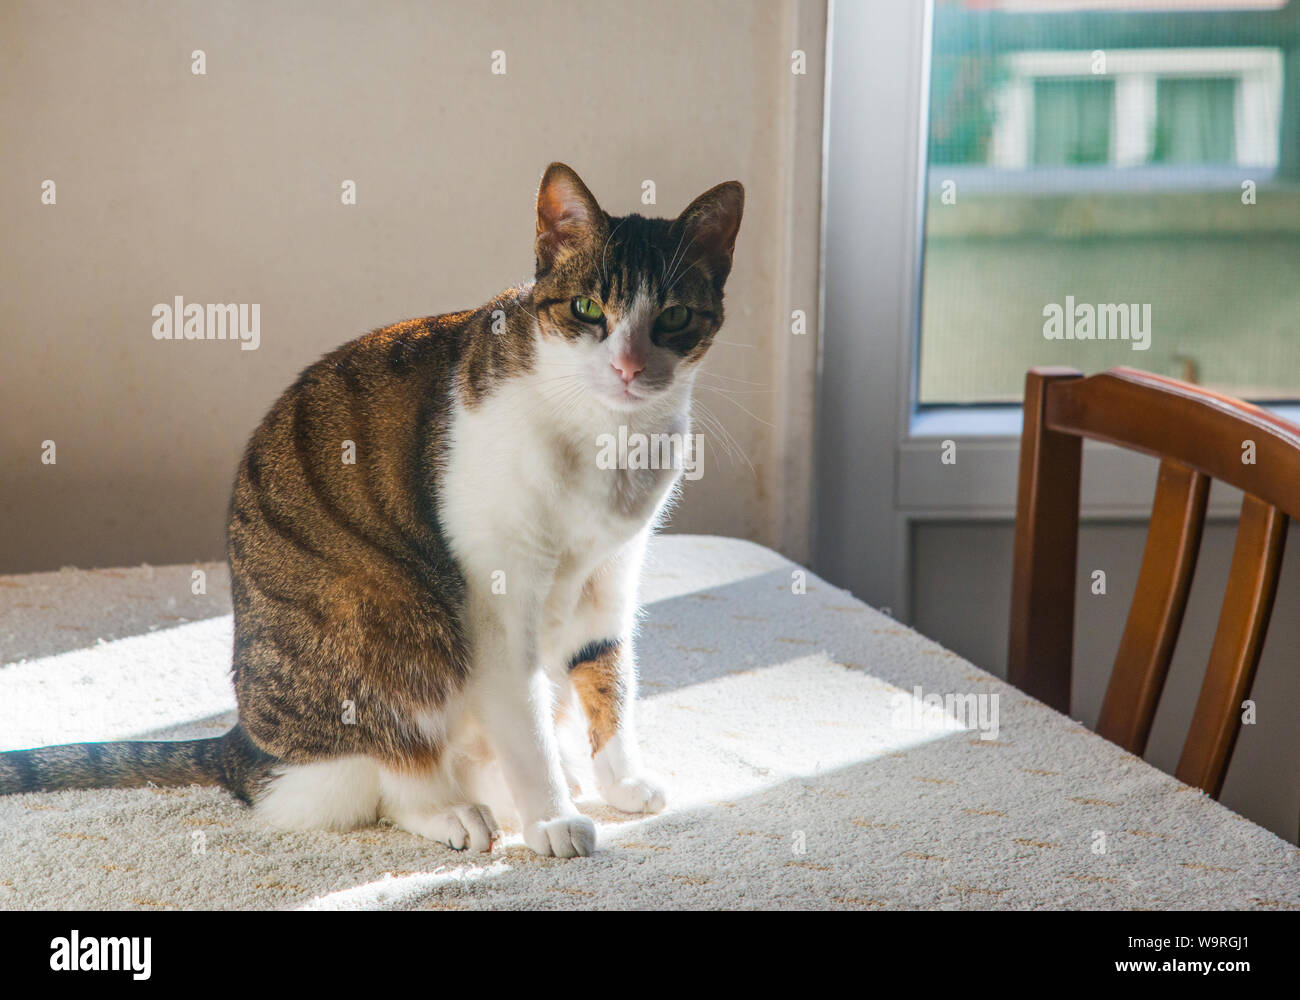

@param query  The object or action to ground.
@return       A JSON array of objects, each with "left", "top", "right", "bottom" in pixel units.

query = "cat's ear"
[
  {"left": 672, "top": 181, "right": 745, "bottom": 289},
  {"left": 535, "top": 163, "right": 606, "bottom": 274}
]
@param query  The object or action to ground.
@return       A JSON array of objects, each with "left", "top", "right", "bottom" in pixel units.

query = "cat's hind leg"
[
  {"left": 378, "top": 763, "right": 500, "bottom": 853},
  {"left": 254, "top": 756, "right": 382, "bottom": 832}
]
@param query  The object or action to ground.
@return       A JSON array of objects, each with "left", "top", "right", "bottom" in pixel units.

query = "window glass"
[{"left": 920, "top": 0, "right": 1299, "bottom": 405}]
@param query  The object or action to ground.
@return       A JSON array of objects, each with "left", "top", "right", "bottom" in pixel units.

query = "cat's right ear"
[{"left": 535, "top": 163, "right": 606, "bottom": 275}]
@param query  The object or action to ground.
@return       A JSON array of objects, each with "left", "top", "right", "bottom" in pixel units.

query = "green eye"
[
  {"left": 571, "top": 296, "right": 604, "bottom": 323},
  {"left": 656, "top": 305, "right": 691, "bottom": 333}
]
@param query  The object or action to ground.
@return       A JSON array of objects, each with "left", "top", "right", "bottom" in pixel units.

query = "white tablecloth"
[{"left": 0, "top": 535, "right": 1295, "bottom": 909}]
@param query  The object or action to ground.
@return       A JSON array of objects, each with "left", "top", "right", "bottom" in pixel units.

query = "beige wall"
[{"left": 1, "top": 0, "right": 824, "bottom": 574}]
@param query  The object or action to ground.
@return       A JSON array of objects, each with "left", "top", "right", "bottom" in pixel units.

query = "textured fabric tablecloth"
[{"left": 0, "top": 535, "right": 1296, "bottom": 910}]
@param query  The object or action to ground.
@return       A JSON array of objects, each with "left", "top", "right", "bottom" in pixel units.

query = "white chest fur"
[{"left": 439, "top": 362, "right": 690, "bottom": 670}]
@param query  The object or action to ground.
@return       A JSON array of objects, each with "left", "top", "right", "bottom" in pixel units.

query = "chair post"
[{"left": 1008, "top": 368, "right": 1084, "bottom": 713}]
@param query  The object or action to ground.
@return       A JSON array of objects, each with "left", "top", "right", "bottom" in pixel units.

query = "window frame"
[{"left": 814, "top": 0, "right": 1298, "bottom": 621}]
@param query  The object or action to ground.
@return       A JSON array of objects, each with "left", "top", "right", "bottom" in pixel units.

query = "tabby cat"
[{"left": 0, "top": 163, "right": 743, "bottom": 858}]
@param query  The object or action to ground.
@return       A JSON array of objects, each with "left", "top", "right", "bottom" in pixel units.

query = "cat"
[{"left": 0, "top": 163, "right": 744, "bottom": 859}]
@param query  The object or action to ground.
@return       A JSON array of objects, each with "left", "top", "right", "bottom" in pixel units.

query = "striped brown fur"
[{"left": 0, "top": 727, "right": 273, "bottom": 804}]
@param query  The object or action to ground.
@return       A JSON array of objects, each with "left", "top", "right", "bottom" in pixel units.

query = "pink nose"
[{"left": 612, "top": 359, "right": 644, "bottom": 384}]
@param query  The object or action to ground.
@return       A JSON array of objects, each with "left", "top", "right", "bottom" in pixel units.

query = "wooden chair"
[{"left": 1008, "top": 366, "right": 1299, "bottom": 798}]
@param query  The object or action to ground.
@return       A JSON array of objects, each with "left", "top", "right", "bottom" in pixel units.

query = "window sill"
[
  {"left": 909, "top": 402, "right": 1300, "bottom": 440},
  {"left": 910, "top": 405, "right": 1022, "bottom": 440},
  {"left": 901, "top": 402, "right": 1300, "bottom": 520}
]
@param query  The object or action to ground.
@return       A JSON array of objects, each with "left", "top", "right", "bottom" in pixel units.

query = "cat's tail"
[{"left": 0, "top": 725, "right": 278, "bottom": 804}]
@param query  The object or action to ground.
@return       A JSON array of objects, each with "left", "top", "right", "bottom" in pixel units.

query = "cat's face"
[{"left": 530, "top": 163, "right": 743, "bottom": 412}]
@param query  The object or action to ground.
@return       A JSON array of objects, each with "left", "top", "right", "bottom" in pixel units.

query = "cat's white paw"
[
  {"left": 525, "top": 815, "right": 597, "bottom": 858},
  {"left": 600, "top": 774, "right": 668, "bottom": 814},
  {"left": 421, "top": 804, "right": 500, "bottom": 853}
]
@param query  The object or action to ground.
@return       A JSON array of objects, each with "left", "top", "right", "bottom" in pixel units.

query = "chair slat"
[
  {"left": 1096, "top": 459, "right": 1209, "bottom": 755},
  {"left": 1175, "top": 496, "right": 1288, "bottom": 797}
]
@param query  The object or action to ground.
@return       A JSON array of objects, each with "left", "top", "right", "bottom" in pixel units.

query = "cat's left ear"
[
  {"left": 672, "top": 181, "right": 745, "bottom": 290},
  {"left": 535, "top": 162, "right": 606, "bottom": 275}
]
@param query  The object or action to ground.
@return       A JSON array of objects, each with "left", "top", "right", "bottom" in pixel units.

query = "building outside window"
[{"left": 921, "top": 0, "right": 1300, "bottom": 405}]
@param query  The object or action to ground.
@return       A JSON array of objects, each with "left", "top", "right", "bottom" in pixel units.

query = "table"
[{"left": 0, "top": 535, "right": 1296, "bottom": 909}]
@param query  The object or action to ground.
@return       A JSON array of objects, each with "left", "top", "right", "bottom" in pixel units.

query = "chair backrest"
[{"left": 1007, "top": 366, "right": 1300, "bottom": 798}]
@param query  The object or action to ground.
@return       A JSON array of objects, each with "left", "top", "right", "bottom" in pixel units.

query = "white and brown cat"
[{"left": 0, "top": 163, "right": 744, "bottom": 858}]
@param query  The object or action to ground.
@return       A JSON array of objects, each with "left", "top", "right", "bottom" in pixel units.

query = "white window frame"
[{"left": 814, "top": 0, "right": 1299, "bottom": 622}]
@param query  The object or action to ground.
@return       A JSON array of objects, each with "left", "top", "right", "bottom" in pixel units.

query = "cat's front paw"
[
  {"left": 599, "top": 774, "right": 668, "bottom": 814},
  {"left": 524, "top": 815, "right": 597, "bottom": 858}
]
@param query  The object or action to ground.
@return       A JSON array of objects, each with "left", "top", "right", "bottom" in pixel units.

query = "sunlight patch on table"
[
  {"left": 297, "top": 861, "right": 512, "bottom": 910},
  {"left": 0, "top": 617, "right": 236, "bottom": 750},
  {"left": 605, "top": 654, "right": 968, "bottom": 828}
]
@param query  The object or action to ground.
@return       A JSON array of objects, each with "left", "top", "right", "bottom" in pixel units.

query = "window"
[
  {"left": 919, "top": 0, "right": 1299, "bottom": 406},
  {"left": 1034, "top": 78, "right": 1115, "bottom": 164},
  {"left": 1153, "top": 77, "right": 1238, "bottom": 162}
]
